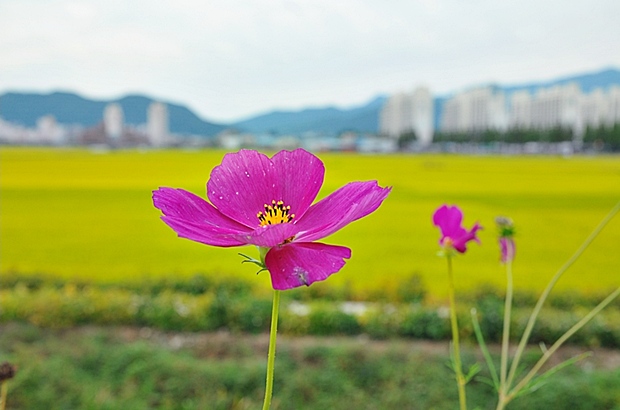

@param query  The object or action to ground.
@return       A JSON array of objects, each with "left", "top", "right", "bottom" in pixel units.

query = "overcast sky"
[{"left": 1, "top": 0, "right": 619, "bottom": 123}]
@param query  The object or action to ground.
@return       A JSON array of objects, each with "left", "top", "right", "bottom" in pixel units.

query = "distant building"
[
  {"left": 441, "top": 86, "right": 507, "bottom": 133},
  {"left": 380, "top": 93, "right": 407, "bottom": 137},
  {"left": 530, "top": 83, "right": 581, "bottom": 133},
  {"left": 147, "top": 102, "right": 169, "bottom": 146},
  {"left": 0, "top": 117, "right": 32, "bottom": 143},
  {"left": 103, "top": 103, "right": 124, "bottom": 141},
  {"left": 440, "top": 82, "right": 620, "bottom": 138},
  {"left": 380, "top": 86, "right": 434, "bottom": 145},
  {"left": 509, "top": 91, "right": 532, "bottom": 129},
  {"left": 507, "top": 83, "right": 585, "bottom": 136},
  {"left": 608, "top": 86, "right": 620, "bottom": 126},
  {"left": 36, "top": 115, "right": 65, "bottom": 144},
  {"left": 581, "top": 85, "right": 620, "bottom": 128}
]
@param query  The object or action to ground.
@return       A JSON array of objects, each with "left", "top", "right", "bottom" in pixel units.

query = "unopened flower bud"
[
  {"left": 496, "top": 216, "right": 516, "bottom": 263},
  {"left": 495, "top": 216, "right": 515, "bottom": 238},
  {"left": 0, "top": 362, "right": 17, "bottom": 382}
]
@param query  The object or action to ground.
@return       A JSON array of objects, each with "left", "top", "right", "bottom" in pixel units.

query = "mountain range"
[
  {"left": 0, "top": 93, "right": 227, "bottom": 136},
  {"left": 1, "top": 67, "right": 619, "bottom": 138}
]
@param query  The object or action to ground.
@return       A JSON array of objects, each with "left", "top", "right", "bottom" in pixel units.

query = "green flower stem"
[
  {"left": 505, "top": 200, "right": 620, "bottom": 391},
  {"left": 504, "top": 286, "right": 620, "bottom": 406},
  {"left": 447, "top": 255, "right": 468, "bottom": 410},
  {"left": 498, "top": 259, "right": 513, "bottom": 406},
  {"left": 262, "top": 289, "right": 281, "bottom": 410},
  {"left": 0, "top": 381, "right": 7, "bottom": 410}
]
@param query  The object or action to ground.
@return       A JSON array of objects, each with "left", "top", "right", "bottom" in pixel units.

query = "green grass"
[
  {"left": 1, "top": 147, "right": 619, "bottom": 299},
  {"left": 1, "top": 323, "right": 619, "bottom": 409}
]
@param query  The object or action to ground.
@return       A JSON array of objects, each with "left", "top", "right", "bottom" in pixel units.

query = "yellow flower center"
[{"left": 257, "top": 200, "right": 295, "bottom": 226}]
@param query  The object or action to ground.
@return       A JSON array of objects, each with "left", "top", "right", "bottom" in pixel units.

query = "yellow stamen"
[{"left": 257, "top": 200, "right": 295, "bottom": 226}]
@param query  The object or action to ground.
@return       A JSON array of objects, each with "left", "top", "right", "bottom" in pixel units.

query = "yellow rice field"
[{"left": 1, "top": 147, "right": 619, "bottom": 299}]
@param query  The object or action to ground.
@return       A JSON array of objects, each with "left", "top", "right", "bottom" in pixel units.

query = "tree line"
[{"left": 398, "top": 123, "right": 620, "bottom": 151}]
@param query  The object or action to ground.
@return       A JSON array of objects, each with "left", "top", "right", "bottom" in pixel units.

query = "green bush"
[
  {"left": 1, "top": 275, "right": 618, "bottom": 348},
  {"left": 307, "top": 304, "right": 361, "bottom": 336},
  {"left": 363, "top": 306, "right": 400, "bottom": 339},
  {"left": 398, "top": 306, "right": 450, "bottom": 340},
  {"left": 229, "top": 298, "right": 273, "bottom": 334},
  {"left": 279, "top": 307, "right": 310, "bottom": 335}
]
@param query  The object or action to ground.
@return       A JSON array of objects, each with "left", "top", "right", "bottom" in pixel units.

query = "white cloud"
[{"left": 0, "top": 0, "right": 619, "bottom": 122}]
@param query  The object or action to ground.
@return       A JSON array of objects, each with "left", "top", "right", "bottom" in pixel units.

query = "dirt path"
[{"left": 105, "top": 326, "right": 620, "bottom": 371}]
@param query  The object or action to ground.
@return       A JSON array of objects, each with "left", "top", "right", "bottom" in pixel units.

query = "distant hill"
[
  {"left": 0, "top": 92, "right": 226, "bottom": 137},
  {"left": 500, "top": 67, "right": 620, "bottom": 95},
  {"left": 231, "top": 96, "right": 386, "bottom": 135}
]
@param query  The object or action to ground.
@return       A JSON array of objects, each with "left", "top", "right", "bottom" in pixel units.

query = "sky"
[{"left": 1, "top": 0, "right": 619, "bottom": 124}]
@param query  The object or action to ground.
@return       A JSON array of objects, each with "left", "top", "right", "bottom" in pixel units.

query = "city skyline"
[
  {"left": 380, "top": 79, "right": 620, "bottom": 145},
  {"left": 4, "top": 72, "right": 618, "bottom": 146},
  {"left": 1, "top": 1, "right": 619, "bottom": 123}
]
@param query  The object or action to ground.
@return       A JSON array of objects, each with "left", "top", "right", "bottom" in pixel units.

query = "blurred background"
[{"left": 1, "top": 1, "right": 620, "bottom": 409}]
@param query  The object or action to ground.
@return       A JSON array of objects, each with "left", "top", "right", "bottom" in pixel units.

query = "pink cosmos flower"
[
  {"left": 432, "top": 204, "right": 481, "bottom": 253},
  {"left": 153, "top": 149, "right": 391, "bottom": 290}
]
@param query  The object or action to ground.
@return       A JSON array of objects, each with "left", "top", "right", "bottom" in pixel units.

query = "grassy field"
[
  {"left": 2, "top": 323, "right": 619, "bottom": 410},
  {"left": 1, "top": 147, "right": 619, "bottom": 299}
]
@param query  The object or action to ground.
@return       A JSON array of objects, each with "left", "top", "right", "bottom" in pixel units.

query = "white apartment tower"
[
  {"left": 379, "top": 86, "right": 434, "bottom": 145},
  {"left": 103, "top": 103, "right": 124, "bottom": 141},
  {"left": 581, "top": 88, "right": 609, "bottom": 128},
  {"left": 409, "top": 87, "right": 434, "bottom": 145},
  {"left": 509, "top": 91, "right": 532, "bottom": 129},
  {"left": 530, "top": 83, "right": 581, "bottom": 133},
  {"left": 384, "top": 81, "right": 619, "bottom": 141},
  {"left": 608, "top": 86, "right": 620, "bottom": 126},
  {"left": 36, "top": 115, "right": 64, "bottom": 143},
  {"left": 380, "top": 92, "right": 407, "bottom": 138},
  {"left": 582, "top": 85, "right": 620, "bottom": 128},
  {"left": 147, "top": 102, "right": 169, "bottom": 146},
  {"left": 441, "top": 86, "right": 507, "bottom": 133}
]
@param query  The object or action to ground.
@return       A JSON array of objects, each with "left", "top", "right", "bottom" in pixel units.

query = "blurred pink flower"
[
  {"left": 496, "top": 216, "right": 516, "bottom": 263},
  {"left": 153, "top": 149, "right": 391, "bottom": 290},
  {"left": 499, "top": 237, "right": 516, "bottom": 263},
  {"left": 432, "top": 204, "right": 481, "bottom": 253}
]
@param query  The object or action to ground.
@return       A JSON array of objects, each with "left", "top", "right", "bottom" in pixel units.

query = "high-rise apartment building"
[
  {"left": 585, "top": 85, "right": 620, "bottom": 127},
  {"left": 379, "top": 86, "right": 434, "bottom": 144},
  {"left": 36, "top": 115, "right": 64, "bottom": 143},
  {"left": 440, "top": 82, "right": 619, "bottom": 137},
  {"left": 509, "top": 91, "right": 532, "bottom": 129},
  {"left": 147, "top": 102, "right": 169, "bottom": 146},
  {"left": 103, "top": 103, "right": 124, "bottom": 141},
  {"left": 530, "top": 83, "right": 581, "bottom": 132},
  {"left": 441, "top": 86, "right": 507, "bottom": 133}
]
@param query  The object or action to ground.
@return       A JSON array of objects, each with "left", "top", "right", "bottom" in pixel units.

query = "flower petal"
[
  {"left": 265, "top": 242, "right": 351, "bottom": 290},
  {"left": 206, "top": 149, "right": 324, "bottom": 228},
  {"left": 232, "top": 223, "right": 300, "bottom": 248},
  {"left": 452, "top": 223, "right": 482, "bottom": 253},
  {"left": 206, "top": 150, "right": 276, "bottom": 227},
  {"left": 270, "top": 149, "right": 325, "bottom": 220},
  {"left": 499, "top": 237, "right": 516, "bottom": 263},
  {"left": 432, "top": 204, "right": 464, "bottom": 241},
  {"left": 153, "top": 187, "right": 250, "bottom": 247},
  {"left": 293, "top": 181, "right": 391, "bottom": 242}
]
